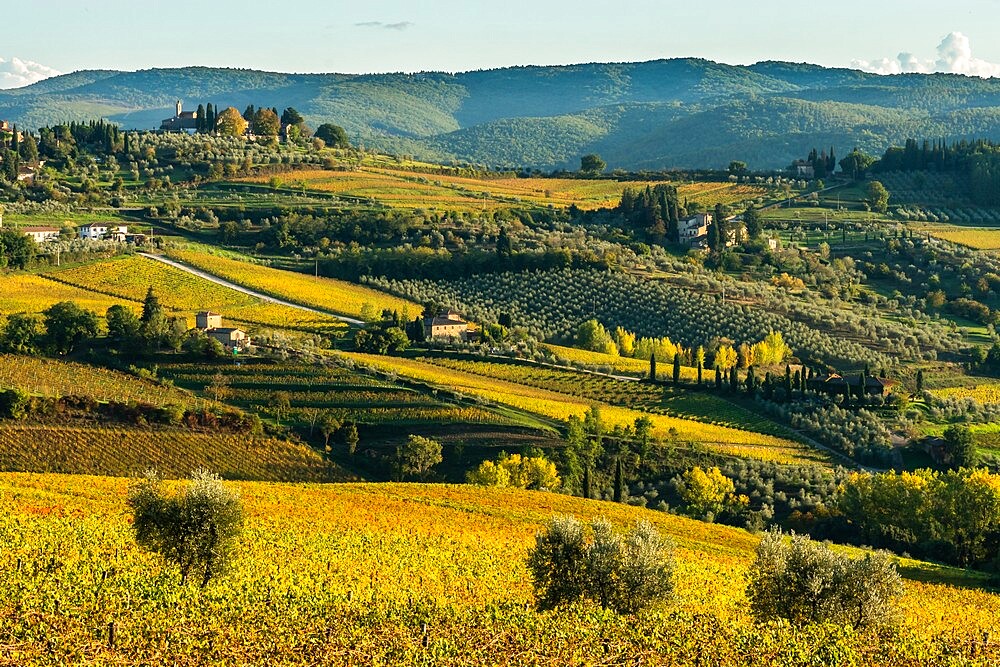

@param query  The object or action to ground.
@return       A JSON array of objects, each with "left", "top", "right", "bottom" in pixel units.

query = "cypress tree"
[
  {"left": 613, "top": 458, "right": 623, "bottom": 503},
  {"left": 745, "top": 366, "right": 756, "bottom": 394},
  {"left": 649, "top": 353, "right": 656, "bottom": 381},
  {"left": 784, "top": 364, "right": 793, "bottom": 396},
  {"left": 730, "top": 367, "right": 739, "bottom": 393},
  {"left": 715, "top": 365, "right": 722, "bottom": 390},
  {"left": 916, "top": 369, "right": 924, "bottom": 393},
  {"left": 673, "top": 353, "right": 681, "bottom": 385},
  {"left": 582, "top": 465, "right": 592, "bottom": 500},
  {"left": 697, "top": 359, "right": 703, "bottom": 386}
]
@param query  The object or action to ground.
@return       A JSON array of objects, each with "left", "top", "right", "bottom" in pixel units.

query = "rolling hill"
[
  {"left": 7, "top": 59, "right": 1000, "bottom": 172},
  {"left": 0, "top": 473, "right": 997, "bottom": 664}
]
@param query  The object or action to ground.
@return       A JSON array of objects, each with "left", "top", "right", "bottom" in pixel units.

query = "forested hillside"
[{"left": 8, "top": 59, "right": 1000, "bottom": 169}]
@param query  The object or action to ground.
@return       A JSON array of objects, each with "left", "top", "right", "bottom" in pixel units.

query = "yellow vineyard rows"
[
  {"left": 0, "top": 474, "right": 996, "bottom": 664},
  {"left": 541, "top": 343, "right": 715, "bottom": 380},
  {"left": 0, "top": 425, "right": 340, "bottom": 482},
  {"left": 0, "top": 274, "right": 127, "bottom": 317},
  {"left": 165, "top": 247, "right": 419, "bottom": 320},
  {"left": 341, "top": 352, "right": 822, "bottom": 464},
  {"left": 45, "top": 256, "right": 342, "bottom": 333},
  {"left": 930, "top": 383, "right": 1000, "bottom": 404},
  {"left": 0, "top": 355, "right": 196, "bottom": 406},
  {"left": 919, "top": 226, "right": 1000, "bottom": 250},
  {"left": 238, "top": 168, "right": 769, "bottom": 212}
]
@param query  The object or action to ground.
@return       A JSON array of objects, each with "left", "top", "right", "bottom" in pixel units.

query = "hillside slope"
[
  {"left": 8, "top": 59, "right": 1000, "bottom": 169},
  {"left": 0, "top": 474, "right": 996, "bottom": 665}
]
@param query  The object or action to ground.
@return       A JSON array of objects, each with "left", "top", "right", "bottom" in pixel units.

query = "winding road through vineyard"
[{"left": 138, "top": 253, "right": 366, "bottom": 325}]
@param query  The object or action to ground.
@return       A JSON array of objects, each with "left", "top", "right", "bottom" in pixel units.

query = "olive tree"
[
  {"left": 127, "top": 470, "right": 244, "bottom": 587},
  {"left": 528, "top": 515, "right": 674, "bottom": 614},
  {"left": 747, "top": 529, "right": 902, "bottom": 629}
]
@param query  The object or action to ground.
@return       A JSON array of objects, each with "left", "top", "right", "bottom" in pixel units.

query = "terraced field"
[
  {"left": 237, "top": 168, "right": 769, "bottom": 212},
  {"left": 343, "top": 352, "right": 824, "bottom": 465},
  {"left": 0, "top": 425, "right": 341, "bottom": 481},
  {"left": 424, "top": 356, "right": 791, "bottom": 438},
  {"left": 0, "top": 355, "right": 196, "bottom": 406},
  {"left": 155, "top": 358, "right": 540, "bottom": 433}
]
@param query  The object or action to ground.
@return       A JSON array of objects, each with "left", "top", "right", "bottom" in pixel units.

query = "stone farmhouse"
[
  {"left": 196, "top": 311, "right": 250, "bottom": 351},
  {"left": 423, "top": 309, "right": 473, "bottom": 342}
]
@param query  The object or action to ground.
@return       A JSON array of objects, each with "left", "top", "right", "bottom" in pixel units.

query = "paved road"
[{"left": 138, "top": 252, "right": 365, "bottom": 325}]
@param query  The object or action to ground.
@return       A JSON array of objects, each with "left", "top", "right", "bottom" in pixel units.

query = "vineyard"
[
  {"left": 930, "top": 383, "right": 1000, "bottom": 405},
  {"left": 236, "top": 167, "right": 770, "bottom": 212},
  {"left": 0, "top": 355, "right": 197, "bottom": 406},
  {"left": 343, "top": 352, "right": 823, "bottom": 465},
  {"left": 0, "top": 474, "right": 997, "bottom": 665},
  {"left": 45, "top": 255, "right": 344, "bottom": 333},
  {"left": 164, "top": 247, "right": 419, "bottom": 320},
  {"left": 422, "top": 356, "right": 794, "bottom": 438},
  {"left": 155, "top": 358, "right": 533, "bottom": 433},
  {"left": 541, "top": 343, "right": 653, "bottom": 375},
  {"left": 0, "top": 274, "right": 126, "bottom": 317},
  {"left": 370, "top": 268, "right": 890, "bottom": 368},
  {"left": 0, "top": 426, "right": 341, "bottom": 481},
  {"left": 918, "top": 225, "right": 1000, "bottom": 251}
]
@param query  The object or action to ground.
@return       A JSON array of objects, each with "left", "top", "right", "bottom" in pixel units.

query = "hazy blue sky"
[{"left": 2, "top": 0, "right": 1000, "bottom": 86}]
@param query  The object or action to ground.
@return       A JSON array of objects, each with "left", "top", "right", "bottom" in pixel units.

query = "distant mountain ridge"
[{"left": 5, "top": 59, "right": 1000, "bottom": 169}]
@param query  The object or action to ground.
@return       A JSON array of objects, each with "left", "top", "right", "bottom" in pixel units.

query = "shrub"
[
  {"left": 528, "top": 515, "right": 674, "bottom": 614},
  {"left": 127, "top": 470, "right": 244, "bottom": 587},
  {"left": 747, "top": 529, "right": 902, "bottom": 629},
  {"left": 0, "top": 388, "right": 30, "bottom": 419},
  {"left": 466, "top": 453, "right": 560, "bottom": 490}
]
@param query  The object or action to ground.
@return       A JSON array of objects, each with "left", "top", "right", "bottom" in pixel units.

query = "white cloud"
[
  {"left": 852, "top": 32, "right": 1000, "bottom": 78},
  {"left": 354, "top": 20, "right": 414, "bottom": 31},
  {"left": 0, "top": 56, "right": 61, "bottom": 89}
]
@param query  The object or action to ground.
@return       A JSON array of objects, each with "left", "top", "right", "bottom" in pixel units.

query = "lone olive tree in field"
[
  {"left": 528, "top": 515, "right": 674, "bottom": 614},
  {"left": 747, "top": 529, "right": 902, "bottom": 629},
  {"left": 128, "top": 470, "right": 244, "bottom": 587}
]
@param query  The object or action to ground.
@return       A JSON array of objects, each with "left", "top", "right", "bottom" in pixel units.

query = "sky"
[{"left": 3, "top": 0, "right": 1000, "bottom": 87}]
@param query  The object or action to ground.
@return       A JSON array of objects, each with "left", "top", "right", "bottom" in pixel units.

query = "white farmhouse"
[{"left": 78, "top": 223, "right": 128, "bottom": 241}]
